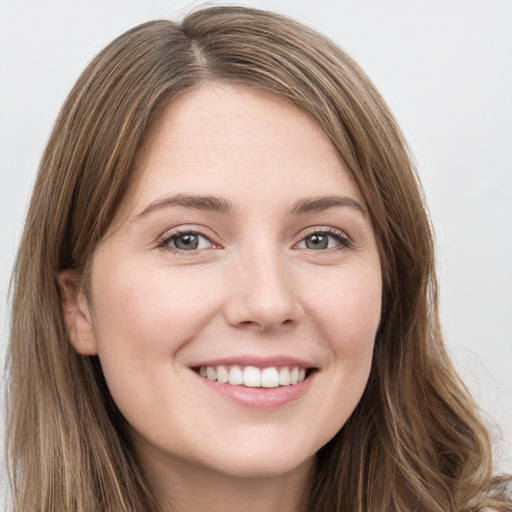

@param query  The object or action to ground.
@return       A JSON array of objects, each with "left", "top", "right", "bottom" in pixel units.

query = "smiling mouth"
[{"left": 193, "top": 365, "right": 313, "bottom": 388}]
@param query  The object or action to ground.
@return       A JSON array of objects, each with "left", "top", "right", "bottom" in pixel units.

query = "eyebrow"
[
  {"left": 137, "top": 194, "right": 236, "bottom": 217},
  {"left": 137, "top": 193, "right": 366, "bottom": 218},
  {"left": 290, "top": 195, "right": 366, "bottom": 216}
]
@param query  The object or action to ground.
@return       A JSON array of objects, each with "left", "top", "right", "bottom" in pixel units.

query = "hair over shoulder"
[{"left": 5, "top": 6, "right": 511, "bottom": 511}]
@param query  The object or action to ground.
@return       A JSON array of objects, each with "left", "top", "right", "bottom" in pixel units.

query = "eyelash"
[
  {"left": 157, "top": 226, "right": 217, "bottom": 254},
  {"left": 296, "top": 227, "right": 353, "bottom": 252}
]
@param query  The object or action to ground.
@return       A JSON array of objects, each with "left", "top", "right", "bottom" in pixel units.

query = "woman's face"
[{"left": 75, "top": 84, "right": 382, "bottom": 481}]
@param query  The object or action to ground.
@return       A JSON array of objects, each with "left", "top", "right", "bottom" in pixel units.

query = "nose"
[{"left": 223, "top": 247, "right": 303, "bottom": 332}]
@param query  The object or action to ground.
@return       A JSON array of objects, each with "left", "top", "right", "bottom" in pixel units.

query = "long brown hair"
[{"left": 6, "top": 6, "right": 511, "bottom": 511}]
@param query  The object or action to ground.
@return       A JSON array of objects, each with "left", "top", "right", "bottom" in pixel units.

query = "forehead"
[
  {"left": 122, "top": 83, "right": 363, "bottom": 215},
  {"left": 148, "top": 83, "right": 326, "bottom": 145}
]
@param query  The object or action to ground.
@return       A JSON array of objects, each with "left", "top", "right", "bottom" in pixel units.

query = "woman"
[{"left": 6, "top": 6, "right": 511, "bottom": 511}]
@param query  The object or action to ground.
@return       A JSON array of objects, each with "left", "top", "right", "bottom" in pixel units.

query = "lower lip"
[{"left": 195, "top": 372, "right": 315, "bottom": 409}]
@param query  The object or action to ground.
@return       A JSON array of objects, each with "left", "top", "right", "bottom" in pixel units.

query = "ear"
[{"left": 59, "top": 270, "right": 98, "bottom": 356}]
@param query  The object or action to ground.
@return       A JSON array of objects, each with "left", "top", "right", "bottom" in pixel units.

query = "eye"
[
  {"left": 159, "top": 230, "right": 215, "bottom": 252},
  {"left": 296, "top": 229, "right": 351, "bottom": 251}
]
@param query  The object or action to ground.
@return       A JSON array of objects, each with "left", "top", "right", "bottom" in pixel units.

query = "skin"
[{"left": 63, "top": 83, "right": 382, "bottom": 512}]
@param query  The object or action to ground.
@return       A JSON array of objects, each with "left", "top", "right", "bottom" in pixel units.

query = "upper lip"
[{"left": 189, "top": 355, "right": 316, "bottom": 369}]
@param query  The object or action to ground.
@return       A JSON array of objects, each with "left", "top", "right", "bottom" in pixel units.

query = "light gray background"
[{"left": 1, "top": 0, "right": 511, "bottom": 483}]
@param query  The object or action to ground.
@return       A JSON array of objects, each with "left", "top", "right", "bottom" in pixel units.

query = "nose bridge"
[{"left": 224, "top": 237, "right": 302, "bottom": 330}]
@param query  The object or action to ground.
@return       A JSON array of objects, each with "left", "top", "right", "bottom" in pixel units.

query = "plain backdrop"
[{"left": 1, "top": 0, "right": 511, "bottom": 487}]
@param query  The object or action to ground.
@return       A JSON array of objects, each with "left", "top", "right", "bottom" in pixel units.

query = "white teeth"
[
  {"left": 217, "top": 365, "right": 229, "bottom": 383},
  {"left": 279, "top": 367, "right": 291, "bottom": 386},
  {"left": 243, "top": 366, "right": 261, "bottom": 387},
  {"left": 198, "top": 364, "right": 308, "bottom": 388},
  {"left": 261, "top": 367, "right": 279, "bottom": 388},
  {"left": 206, "top": 366, "right": 217, "bottom": 381},
  {"left": 228, "top": 365, "right": 244, "bottom": 385}
]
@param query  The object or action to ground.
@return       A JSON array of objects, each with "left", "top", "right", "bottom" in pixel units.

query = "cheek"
[
  {"left": 294, "top": 265, "right": 381, "bottom": 448},
  {"left": 306, "top": 265, "right": 382, "bottom": 353},
  {"left": 87, "top": 263, "right": 224, "bottom": 430},
  {"left": 88, "top": 262, "right": 221, "bottom": 387},
  {"left": 91, "top": 261, "right": 213, "bottom": 336}
]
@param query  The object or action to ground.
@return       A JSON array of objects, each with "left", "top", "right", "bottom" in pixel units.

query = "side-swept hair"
[{"left": 6, "top": 6, "right": 511, "bottom": 511}]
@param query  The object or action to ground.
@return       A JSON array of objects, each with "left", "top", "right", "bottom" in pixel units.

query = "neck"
[{"left": 138, "top": 449, "right": 316, "bottom": 512}]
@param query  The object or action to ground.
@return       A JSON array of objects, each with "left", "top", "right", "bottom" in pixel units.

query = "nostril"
[
  {"left": 223, "top": 279, "right": 303, "bottom": 331},
  {"left": 234, "top": 319, "right": 295, "bottom": 332}
]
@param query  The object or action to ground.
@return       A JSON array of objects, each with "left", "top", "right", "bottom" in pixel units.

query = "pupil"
[
  {"left": 306, "top": 234, "right": 328, "bottom": 250},
  {"left": 175, "top": 234, "right": 198, "bottom": 250}
]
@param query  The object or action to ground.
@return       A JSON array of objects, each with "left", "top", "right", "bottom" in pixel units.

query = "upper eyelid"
[
  {"left": 296, "top": 226, "right": 350, "bottom": 240},
  {"left": 157, "top": 225, "right": 219, "bottom": 246}
]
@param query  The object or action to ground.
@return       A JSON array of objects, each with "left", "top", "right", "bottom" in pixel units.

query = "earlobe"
[{"left": 59, "top": 270, "right": 99, "bottom": 356}]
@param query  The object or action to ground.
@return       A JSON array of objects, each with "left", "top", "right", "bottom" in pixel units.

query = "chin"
[{"left": 199, "top": 444, "right": 317, "bottom": 481}]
